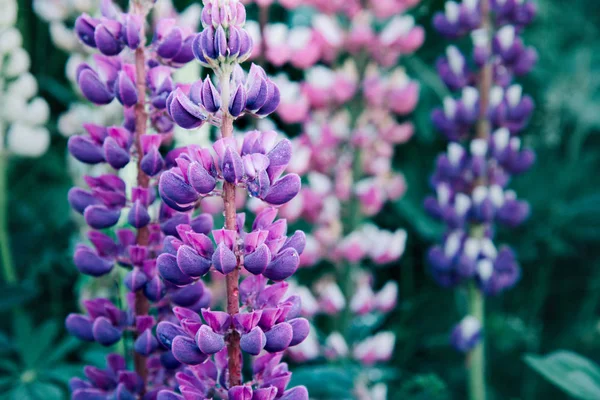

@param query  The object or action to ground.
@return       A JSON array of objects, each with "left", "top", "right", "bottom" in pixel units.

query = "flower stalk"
[
  {"left": 132, "top": 14, "right": 151, "bottom": 389},
  {"left": 219, "top": 70, "right": 243, "bottom": 388},
  {"left": 467, "top": 281, "right": 486, "bottom": 400},
  {"left": 0, "top": 149, "right": 16, "bottom": 285}
]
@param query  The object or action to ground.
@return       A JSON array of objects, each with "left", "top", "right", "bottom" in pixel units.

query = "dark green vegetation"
[{"left": 1, "top": 0, "right": 599, "bottom": 398}]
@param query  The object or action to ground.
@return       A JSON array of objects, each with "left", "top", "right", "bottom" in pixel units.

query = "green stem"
[
  {"left": 338, "top": 150, "right": 363, "bottom": 332},
  {"left": 467, "top": 281, "right": 486, "bottom": 400},
  {"left": 337, "top": 51, "right": 369, "bottom": 333},
  {"left": 0, "top": 151, "right": 16, "bottom": 284}
]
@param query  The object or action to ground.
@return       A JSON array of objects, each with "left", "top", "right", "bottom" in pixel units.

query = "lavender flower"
[
  {"left": 152, "top": 0, "right": 309, "bottom": 396},
  {"left": 426, "top": 0, "right": 536, "bottom": 397},
  {"left": 65, "top": 0, "right": 217, "bottom": 397}
]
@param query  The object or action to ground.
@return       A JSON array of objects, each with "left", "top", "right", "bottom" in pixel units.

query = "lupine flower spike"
[
  {"left": 426, "top": 0, "right": 536, "bottom": 398},
  {"left": 65, "top": 0, "right": 306, "bottom": 398}
]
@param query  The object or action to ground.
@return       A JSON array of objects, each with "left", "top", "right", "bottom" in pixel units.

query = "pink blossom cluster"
[{"left": 238, "top": 0, "right": 423, "bottom": 396}]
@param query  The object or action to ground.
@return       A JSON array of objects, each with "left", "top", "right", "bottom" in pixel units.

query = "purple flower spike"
[
  {"left": 72, "top": 388, "right": 106, "bottom": 400},
  {"left": 172, "top": 36, "right": 196, "bottom": 64},
  {"left": 201, "top": 78, "right": 221, "bottom": 113},
  {"left": 177, "top": 245, "right": 212, "bottom": 277},
  {"left": 68, "top": 188, "right": 100, "bottom": 214},
  {"left": 171, "top": 283, "right": 204, "bottom": 307},
  {"left": 74, "top": 14, "right": 98, "bottom": 47},
  {"left": 68, "top": 136, "right": 105, "bottom": 164},
  {"left": 166, "top": 89, "right": 207, "bottom": 129},
  {"left": 134, "top": 329, "right": 159, "bottom": 356},
  {"left": 244, "top": 243, "right": 271, "bottom": 275},
  {"left": 288, "top": 318, "right": 310, "bottom": 346},
  {"left": 66, "top": 314, "right": 95, "bottom": 341},
  {"left": 77, "top": 68, "right": 114, "bottom": 105},
  {"left": 157, "top": 253, "right": 194, "bottom": 286},
  {"left": 74, "top": 245, "right": 114, "bottom": 277},
  {"left": 266, "top": 139, "right": 292, "bottom": 181},
  {"left": 228, "top": 386, "right": 253, "bottom": 400},
  {"left": 159, "top": 170, "right": 198, "bottom": 211},
  {"left": 255, "top": 83, "right": 280, "bottom": 117},
  {"left": 141, "top": 147, "right": 165, "bottom": 177},
  {"left": 114, "top": 383, "right": 135, "bottom": 400},
  {"left": 212, "top": 242, "right": 237, "bottom": 275},
  {"left": 263, "top": 174, "right": 301, "bottom": 205},
  {"left": 158, "top": 391, "right": 184, "bottom": 400},
  {"left": 103, "top": 137, "right": 130, "bottom": 169},
  {"left": 263, "top": 248, "right": 300, "bottom": 281},
  {"left": 171, "top": 335, "right": 208, "bottom": 365},
  {"left": 229, "top": 84, "right": 246, "bottom": 117},
  {"left": 245, "top": 65, "right": 268, "bottom": 111},
  {"left": 196, "top": 325, "right": 225, "bottom": 354},
  {"left": 115, "top": 70, "right": 138, "bottom": 107},
  {"left": 157, "top": 27, "right": 184, "bottom": 59},
  {"left": 124, "top": 268, "right": 148, "bottom": 291},
  {"left": 191, "top": 214, "right": 214, "bottom": 234},
  {"left": 188, "top": 162, "right": 217, "bottom": 194},
  {"left": 450, "top": 315, "right": 481, "bottom": 352},
  {"left": 240, "top": 326, "right": 266, "bottom": 355},
  {"left": 215, "top": 25, "right": 228, "bottom": 58},
  {"left": 222, "top": 147, "right": 244, "bottom": 184},
  {"left": 201, "top": 309, "right": 231, "bottom": 333},
  {"left": 281, "top": 230, "right": 306, "bottom": 254},
  {"left": 94, "top": 23, "right": 125, "bottom": 56},
  {"left": 156, "top": 321, "right": 187, "bottom": 349},
  {"left": 84, "top": 205, "right": 121, "bottom": 229},
  {"left": 124, "top": 14, "right": 142, "bottom": 49},
  {"left": 264, "top": 322, "right": 293, "bottom": 353},
  {"left": 280, "top": 387, "right": 309, "bottom": 400},
  {"left": 92, "top": 316, "right": 122, "bottom": 346}
]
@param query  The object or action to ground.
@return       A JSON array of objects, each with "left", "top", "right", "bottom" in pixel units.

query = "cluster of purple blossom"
[
  {"left": 425, "top": 0, "right": 536, "bottom": 351},
  {"left": 64, "top": 0, "right": 310, "bottom": 398}
]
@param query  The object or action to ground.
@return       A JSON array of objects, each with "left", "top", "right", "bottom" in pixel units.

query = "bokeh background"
[{"left": 1, "top": 0, "right": 599, "bottom": 398}]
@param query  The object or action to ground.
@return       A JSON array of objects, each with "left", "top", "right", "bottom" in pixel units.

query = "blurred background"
[{"left": 1, "top": 0, "right": 599, "bottom": 398}]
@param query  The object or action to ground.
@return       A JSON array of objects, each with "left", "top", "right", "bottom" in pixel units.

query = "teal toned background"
[{"left": 1, "top": 0, "right": 599, "bottom": 398}]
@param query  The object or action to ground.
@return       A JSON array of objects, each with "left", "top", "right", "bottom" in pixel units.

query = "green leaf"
[
  {"left": 0, "top": 376, "right": 14, "bottom": 390},
  {"left": 9, "top": 385, "right": 33, "bottom": 400},
  {"left": 41, "top": 336, "right": 80, "bottom": 368},
  {"left": 26, "top": 382, "right": 64, "bottom": 400},
  {"left": 524, "top": 351, "right": 600, "bottom": 399},
  {"left": 0, "top": 281, "right": 38, "bottom": 312},
  {"left": 0, "top": 358, "right": 19, "bottom": 374},
  {"left": 291, "top": 365, "right": 356, "bottom": 399},
  {"left": 22, "top": 320, "right": 60, "bottom": 367},
  {"left": 40, "top": 364, "right": 84, "bottom": 386},
  {"left": 0, "top": 331, "right": 11, "bottom": 353},
  {"left": 394, "top": 197, "right": 444, "bottom": 241}
]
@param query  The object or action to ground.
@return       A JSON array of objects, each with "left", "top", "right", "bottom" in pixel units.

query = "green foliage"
[
  {"left": 1, "top": 0, "right": 599, "bottom": 398},
  {"left": 0, "top": 314, "right": 82, "bottom": 400},
  {"left": 524, "top": 351, "right": 600, "bottom": 400}
]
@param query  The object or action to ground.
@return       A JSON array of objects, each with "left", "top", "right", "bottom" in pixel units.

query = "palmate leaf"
[
  {"left": 290, "top": 365, "right": 356, "bottom": 399},
  {"left": 40, "top": 364, "right": 84, "bottom": 386},
  {"left": 26, "top": 382, "right": 64, "bottom": 400},
  {"left": 22, "top": 320, "right": 60, "bottom": 368},
  {"left": 524, "top": 350, "right": 600, "bottom": 399},
  {"left": 0, "top": 281, "right": 38, "bottom": 312},
  {"left": 41, "top": 336, "right": 81, "bottom": 368}
]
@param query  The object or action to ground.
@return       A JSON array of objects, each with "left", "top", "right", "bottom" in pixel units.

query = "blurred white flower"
[
  {"left": 0, "top": 0, "right": 18, "bottom": 27},
  {"left": 1, "top": 0, "right": 50, "bottom": 158},
  {"left": 7, "top": 123, "right": 50, "bottom": 157}
]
